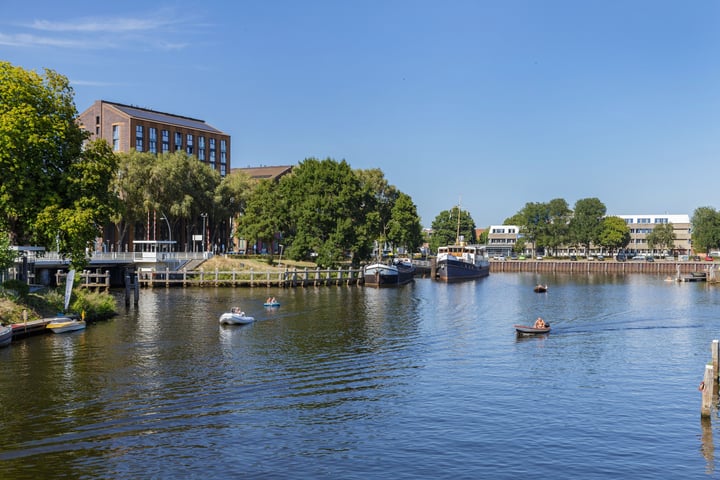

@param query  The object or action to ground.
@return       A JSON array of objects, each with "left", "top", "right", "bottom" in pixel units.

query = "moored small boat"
[
  {"left": 514, "top": 324, "right": 551, "bottom": 334},
  {"left": 364, "top": 258, "right": 416, "bottom": 287},
  {"left": 0, "top": 325, "right": 12, "bottom": 347},
  {"left": 46, "top": 316, "right": 86, "bottom": 334}
]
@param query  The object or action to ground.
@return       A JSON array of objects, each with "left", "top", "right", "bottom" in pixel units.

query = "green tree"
[
  {"left": 569, "top": 198, "right": 606, "bottom": 254},
  {"left": 0, "top": 227, "right": 15, "bottom": 270},
  {"left": 236, "top": 179, "right": 284, "bottom": 258},
  {"left": 429, "top": 206, "right": 476, "bottom": 253},
  {"left": 277, "top": 158, "right": 368, "bottom": 267},
  {"left": 216, "top": 170, "right": 254, "bottom": 250},
  {"left": 151, "top": 151, "right": 220, "bottom": 249},
  {"left": 544, "top": 198, "right": 571, "bottom": 256},
  {"left": 691, "top": 207, "right": 720, "bottom": 254},
  {"left": 386, "top": 192, "right": 423, "bottom": 255},
  {"left": 645, "top": 223, "right": 675, "bottom": 254},
  {"left": 517, "top": 202, "right": 550, "bottom": 254},
  {"left": 0, "top": 62, "right": 118, "bottom": 268},
  {"left": 112, "top": 151, "right": 155, "bottom": 251},
  {"left": 597, "top": 216, "right": 630, "bottom": 254}
]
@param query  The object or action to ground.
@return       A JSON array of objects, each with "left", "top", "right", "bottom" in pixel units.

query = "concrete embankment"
[{"left": 490, "top": 260, "right": 713, "bottom": 275}]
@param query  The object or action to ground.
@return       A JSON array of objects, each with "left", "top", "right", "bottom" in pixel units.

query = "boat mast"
[{"left": 455, "top": 200, "right": 462, "bottom": 245}]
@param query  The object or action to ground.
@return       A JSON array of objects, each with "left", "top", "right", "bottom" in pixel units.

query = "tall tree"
[
  {"left": 386, "top": 192, "right": 423, "bottom": 255},
  {"left": 429, "top": 206, "right": 476, "bottom": 253},
  {"left": 517, "top": 202, "right": 550, "bottom": 254},
  {"left": 597, "top": 216, "right": 631, "bottom": 254},
  {"left": 277, "top": 157, "right": 368, "bottom": 267},
  {"left": 544, "top": 198, "right": 571, "bottom": 256},
  {"left": 691, "top": 207, "right": 720, "bottom": 254},
  {"left": 236, "top": 179, "right": 284, "bottom": 257},
  {"left": 569, "top": 198, "right": 607, "bottom": 254},
  {"left": 645, "top": 223, "right": 676, "bottom": 254},
  {"left": 0, "top": 62, "right": 118, "bottom": 267}
]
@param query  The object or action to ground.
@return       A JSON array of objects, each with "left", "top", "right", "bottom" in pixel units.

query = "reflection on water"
[{"left": 1, "top": 274, "right": 720, "bottom": 478}]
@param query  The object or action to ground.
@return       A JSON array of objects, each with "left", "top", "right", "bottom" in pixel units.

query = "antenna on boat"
[{"left": 455, "top": 197, "right": 462, "bottom": 245}]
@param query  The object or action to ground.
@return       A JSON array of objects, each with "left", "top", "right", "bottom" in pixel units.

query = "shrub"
[{"left": 2, "top": 279, "right": 29, "bottom": 299}]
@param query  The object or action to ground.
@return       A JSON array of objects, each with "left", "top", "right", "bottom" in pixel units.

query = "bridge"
[{"left": 10, "top": 242, "right": 214, "bottom": 288}]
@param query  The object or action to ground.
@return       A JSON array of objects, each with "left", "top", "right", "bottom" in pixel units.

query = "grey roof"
[{"left": 107, "top": 102, "right": 226, "bottom": 134}]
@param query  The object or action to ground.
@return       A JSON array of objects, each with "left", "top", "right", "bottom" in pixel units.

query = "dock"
[{"left": 11, "top": 319, "right": 52, "bottom": 339}]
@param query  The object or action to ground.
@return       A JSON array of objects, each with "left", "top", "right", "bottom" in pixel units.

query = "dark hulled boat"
[
  {"left": 363, "top": 258, "right": 416, "bottom": 287},
  {"left": 435, "top": 243, "right": 490, "bottom": 282}
]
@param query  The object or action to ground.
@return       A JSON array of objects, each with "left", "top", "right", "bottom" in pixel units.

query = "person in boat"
[
  {"left": 231, "top": 306, "right": 241, "bottom": 314},
  {"left": 534, "top": 317, "right": 547, "bottom": 328}
]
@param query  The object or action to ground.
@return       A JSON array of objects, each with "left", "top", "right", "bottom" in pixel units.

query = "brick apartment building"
[{"left": 78, "top": 100, "right": 231, "bottom": 176}]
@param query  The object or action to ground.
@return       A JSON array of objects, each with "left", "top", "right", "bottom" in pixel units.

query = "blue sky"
[{"left": 2, "top": 1, "right": 719, "bottom": 227}]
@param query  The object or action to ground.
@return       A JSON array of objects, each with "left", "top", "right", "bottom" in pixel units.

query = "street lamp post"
[
  {"left": 201, "top": 213, "right": 208, "bottom": 253},
  {"left": 278, "top": 244, "right": 284, "bottom": 266},
  {"left": 161, "top": 214, "right": 172, "bottom": 251}
]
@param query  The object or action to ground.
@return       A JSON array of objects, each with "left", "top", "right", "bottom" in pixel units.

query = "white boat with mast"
[
  {"left": 435, "top": 204, "right": 490, "bottom": 282},
  {"left": 46, "top": 270, "right": 87, "bottom": 333}
]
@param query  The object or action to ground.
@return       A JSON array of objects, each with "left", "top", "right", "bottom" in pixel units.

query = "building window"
[
  {"left": 220, "top": 164, "right": 226, "bottom": 176},
  {"left": 198, "top": 136, "right": 205, "bottom": 161},
  {"left": 112, "top": 125, "right": 120, "bottom": 151},
  {"left": 95, "top": 115, "right": 100, "bottom": 124},
  {"left": 209, "top": 138, "right": 216, "bottom": 164},
  {"left": 654, "top": 218, "right": 668, "bottom": 224},
  {"left": 162, "top": 130, "right": 169, "bottom": 153},
  {"left": 149, "top": 127, "right": 157, "bottom": 154},
  {"left": 135, "top": 125, "right": 144, "bottom": 151},
  {"left": 174, "top": 132, "right": 182, "bottom": 151},
  {"left": 220, "top": 140, "right": 227, "bottom": 164},
  {"left": 186, "top": 134, "right": 194, "bottom": 154}
]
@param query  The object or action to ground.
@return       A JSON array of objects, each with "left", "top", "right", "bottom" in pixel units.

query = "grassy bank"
[{"left": 0, "top": 285, "right": 116, "bottom": 324}]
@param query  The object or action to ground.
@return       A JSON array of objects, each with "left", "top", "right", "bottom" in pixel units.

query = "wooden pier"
[
  {"left": 11, "top": 318, "right": 52, "bottom": 339},
  {"left": 138, "top": 266, "right": 364, "bottom": 288},
  {"left": 56, "top": 269, "right": 111, "bottom": 291}
]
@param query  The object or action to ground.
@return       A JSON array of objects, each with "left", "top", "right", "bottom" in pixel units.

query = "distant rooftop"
[
  {"left": 102, "top": 100, "right": 226, "bottom": 134},
  {"left": 234, "top": 165, "right": 293, "bottom": 180}
]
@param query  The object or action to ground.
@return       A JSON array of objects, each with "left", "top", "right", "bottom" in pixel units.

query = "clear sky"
[{"left": 2, "top": 1, "right": 719, "bottom": 227}]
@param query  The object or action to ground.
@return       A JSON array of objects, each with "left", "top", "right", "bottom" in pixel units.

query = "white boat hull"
[
  {"left": 219, "top": 312, "right": 255, "bottom": 325},
  {"left": 46, "top": 317, "right": 86, "bottom": 333}
]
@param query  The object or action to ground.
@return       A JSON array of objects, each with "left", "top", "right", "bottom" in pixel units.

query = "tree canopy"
[
  {"left": 597, "top": 216, "right": 630, "bottom": 253},
  {"left": 691, "top": 207, "right": 720, "bottom": 254},
  {"left": 0, "top": 62, "right": 118, "bottom": 268},
  {"left": 234, "top": 157, "right": 422, "bottom": 267},
  {"left": 429, "top": 206, "right": 476, "bottom": 252},
  {"left": 645, "top": 223, "right": 675, "bottom": 253},
  {"left": 568, "top": 198, "right": 607, "bottom": 254}
]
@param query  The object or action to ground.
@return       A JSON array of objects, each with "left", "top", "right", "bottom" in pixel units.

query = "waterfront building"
[
  {"left": 78, "top": 100, "right": 231, "bottom": 176},
  {"left": 616, "top": 214, "right": 691, "bottom": 256},
  {"left": 486, "top": 225, "right": 521, "bottom": 258},
  {"left": 486, "top": 214, "right": 692, "bottom": 258},
  {"left": 77, "top": 100, "right": 232, "bottom": 253}
]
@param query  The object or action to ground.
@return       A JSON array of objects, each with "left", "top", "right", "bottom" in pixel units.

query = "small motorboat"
[
  {"left": 0, "top": 325, "right": 12, "bottom": 347},
  {"left": 219, "top": 308, "right": 255, "bottom": 325},
  {"left": 534, "top": 284, "right": 548, "bottom": 293},
  {"left": 514, "top": 324, "right": 551, "bottom": 335},
  {"left": 46, "top": 316, "right": 86, "bottom": 334}
]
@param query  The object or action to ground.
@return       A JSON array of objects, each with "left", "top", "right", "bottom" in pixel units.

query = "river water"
[{"left": 1, "top": 273, "right": 720, "bottom": 479}]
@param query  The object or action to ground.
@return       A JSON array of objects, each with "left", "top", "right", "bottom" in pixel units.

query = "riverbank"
[
  {"left": 0, "top": 287, "right": 116, "bottom": 325},
  {"left": 490, "top": 259, "right": 717, "bottom": 277}
]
